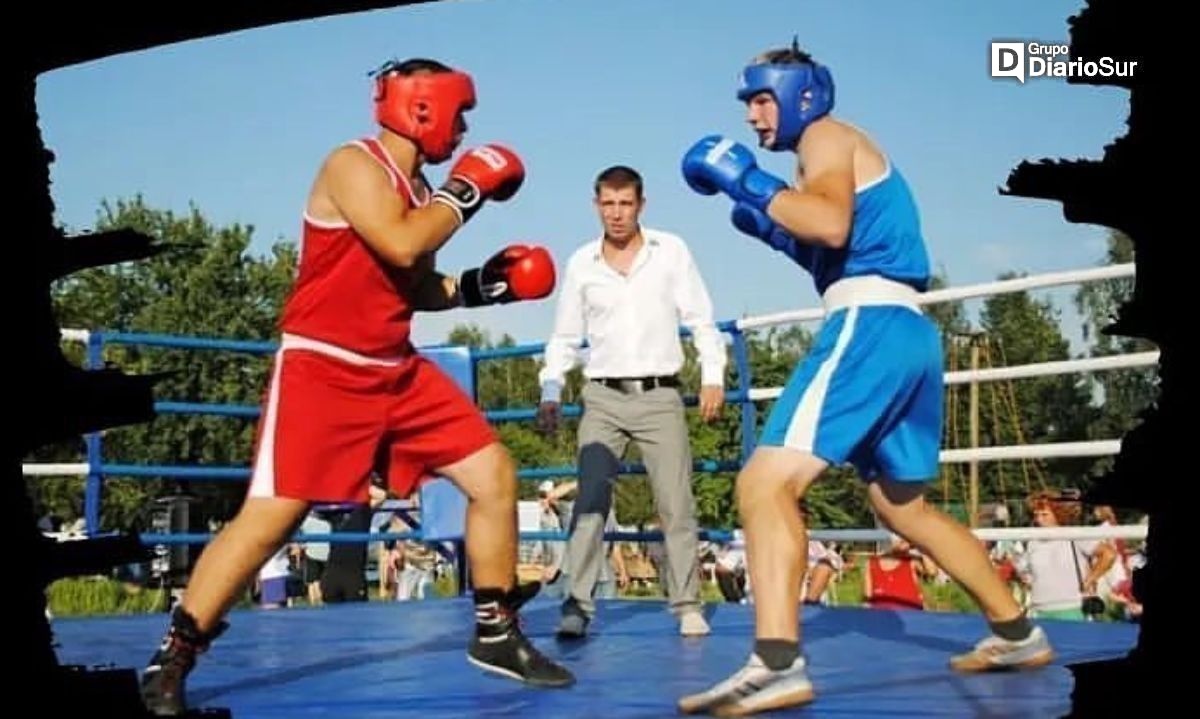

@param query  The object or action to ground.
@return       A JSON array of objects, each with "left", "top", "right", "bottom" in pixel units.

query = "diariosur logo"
[{"left": 990, "top": 41, "right": 1138, "bottom": 83}]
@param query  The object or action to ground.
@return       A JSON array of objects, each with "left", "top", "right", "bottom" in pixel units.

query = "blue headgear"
[{"left": 737, "top": 59, "right": 834, "bottom": 152}]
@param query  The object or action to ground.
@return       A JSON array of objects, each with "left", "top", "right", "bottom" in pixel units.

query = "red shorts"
[{"left": 246, "top": 334, "right": 497, "bottom": 503}]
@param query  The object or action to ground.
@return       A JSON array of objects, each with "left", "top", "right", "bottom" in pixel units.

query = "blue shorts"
[{"left": 759, "top": 303, "right": 943, "bottom": 481}]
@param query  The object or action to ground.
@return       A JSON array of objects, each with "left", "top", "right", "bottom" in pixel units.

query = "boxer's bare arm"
[
  {"left": 308, "top": 146, "right": 461, "bottom": 268},
  {"left": 767, "top": 121, "right": 855, "bottom": 249}
]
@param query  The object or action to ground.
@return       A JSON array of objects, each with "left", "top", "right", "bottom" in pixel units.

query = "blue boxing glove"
[
  {"left": 732, "top": 201, "right": 815, "bottom": 273},
  {"left": 731, "top": 202, "right": 795, "bottom": 254},
  {"left": 731, "top": 201, "right": 773, "bottom": 240},
  {"left": 681, "top": 135, "right": 788, "bottom": 214}
]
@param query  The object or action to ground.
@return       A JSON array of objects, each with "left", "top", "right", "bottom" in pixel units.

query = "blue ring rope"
[
  {"left": 69, "top": 326, "right": 758, "bottom": 547},
  {"left": 135, "top": 530, "right": 736, "bottom": 545}
]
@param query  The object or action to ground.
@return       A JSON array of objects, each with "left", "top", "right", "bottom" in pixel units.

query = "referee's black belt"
[{"left": 592, "top": 375, "right": 680, "bottom": 393}]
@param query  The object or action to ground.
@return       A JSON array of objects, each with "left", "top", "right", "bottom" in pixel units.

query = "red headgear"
[{"left": 373, "top": 63, "right": 476, "bottom": 163}]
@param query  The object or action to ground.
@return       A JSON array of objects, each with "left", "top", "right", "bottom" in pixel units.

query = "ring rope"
[
  {"left": 735, "top": 262, "right": 1135, "bottom": 330},
  {"left": 44, "top": 524, "right": 1147, "bottom": 546}
]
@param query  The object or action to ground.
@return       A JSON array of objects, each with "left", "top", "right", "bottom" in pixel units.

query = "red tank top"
[
  {"left": 279, "top": 137, "right": 429, "bottom": 357},
  {"left": 866, "top": 556, "right": 924, "bottom": 610}
]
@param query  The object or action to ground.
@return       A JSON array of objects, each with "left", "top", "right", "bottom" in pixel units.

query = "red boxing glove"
[
  {"left": 459, "top": 244, "right": 555, "bottom": 307},
  {"left": 433, "top": 144, "right": 525, "bottom": 226}
]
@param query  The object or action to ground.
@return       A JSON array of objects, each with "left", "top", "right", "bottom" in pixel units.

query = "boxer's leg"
[
  {"left": 678, "top": 309, "right": 865, "bottom": 717},
  {"left": 737, "top": 448, "right": 824, "bottom": 643},
  {"left": 386, "top": 356, "right": 574, "bottom": 688},
  {"left": 173, "top": 498, "right": 310, "bottom": 629},
  {"left": 867, "top": 478, "right": 1052, "bottom": 672},
  {"left": 141, "top": 347, "right": 385, "bottom": 715},
  {"left": 680, "top": 305, "right": 925, "bottom": 716},
  {"left": 433, "top": 443, "right": 520, "bottom": 594},
  {"left": 864, "top": 337, "right": 1052, "bottom": 670}
]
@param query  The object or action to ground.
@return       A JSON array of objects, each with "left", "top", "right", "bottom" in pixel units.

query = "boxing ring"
[{"left": 30, "top": 262, "right": 1150, "bottom": 717}]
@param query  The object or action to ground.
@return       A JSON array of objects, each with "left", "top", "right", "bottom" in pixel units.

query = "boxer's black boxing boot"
[
  {"left": 467, "top": 587, "right": 575, "bottom": 688},
  {"left": 140, "top": 605, "right": 228, "bottom": 716},
  {"left": 509, "top": 579, "right": 542, "bottom": 611}
]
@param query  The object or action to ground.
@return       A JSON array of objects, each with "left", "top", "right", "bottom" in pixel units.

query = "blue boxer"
[
  {"left": 755, "top": 156, "right": 941, "bottom": 482},
  {"left": 677, "top": 39, "right": 1053, "bottom": 718},
  {"left": 681, "top": 54, "right": 940, "bottom": 484}
]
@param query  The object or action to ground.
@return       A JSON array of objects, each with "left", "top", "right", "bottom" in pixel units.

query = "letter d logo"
[{"left": 990, "top": 42, "right": 1025, "bottom": 83}]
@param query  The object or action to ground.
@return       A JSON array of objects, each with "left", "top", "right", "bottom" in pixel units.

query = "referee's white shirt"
[{"left": 538, "top": 227, "right": 726, "bottom": 402}]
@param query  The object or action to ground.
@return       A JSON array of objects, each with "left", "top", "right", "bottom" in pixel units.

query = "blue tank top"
[{"left": 775, "top": 159, "right": 931, "bottom": 295}]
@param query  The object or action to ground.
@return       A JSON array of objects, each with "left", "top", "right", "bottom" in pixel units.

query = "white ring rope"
[
  {"left": 735, "top": 262, "right": 1136, "bottom": 330},
  {"left": 939, "top": 440, "right": 1120, "bottom": 463},
  {"left": 808, "top": 524, "right": 1147, "bottom": 543},
  {"left": 744, "top": 348, "right": 1156, "bottom": 405},
  {"left": 743, "top": 261, "right": 1151, "bottom": 405},
  {"left": 59, "top": 329, "right": 90, "bottom": 343},
  {"left": 748, "top": 351, "right": 1158, "bottom": 402},
  {"left": 22, "top": 439, "right": 1120, "bottom": 477},
  {"left": 22, "top": 463, "right": 90, "bottom": 476},
  {"left": 19, "top": 440, "right": 1120, "bottom": 478},
  {"left": 944, "top": 351, "right": 1158, "bottom": 385}
]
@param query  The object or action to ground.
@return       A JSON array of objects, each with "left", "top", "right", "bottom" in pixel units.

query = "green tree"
[
  {"left": 448, "top": 324, "right": 580, "bottom": 502},
  {"left": 1073, "top": 230, "right": 1158, "bottom": 477},
  {"left": 744, "top": 325, "right": 813, "bottom": 397},
  {"left": 951, "top": 274, "right": 1098, "bottom": 517},
  {"left": 925, "top": 270, "right": 972, "bottom": 339},
  {"left": 923, "top": 271, "right": 974, "bottom": 518},
  {"left": 672, "top": 332, "right": 738, "bottom": 530},
  {"left": 33, "top": 196, "right": 296, "bottom": 530}
]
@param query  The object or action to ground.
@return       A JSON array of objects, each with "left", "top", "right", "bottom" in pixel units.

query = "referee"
[{"left": 537, "top": 165, "right": 726, "bottom": 638}]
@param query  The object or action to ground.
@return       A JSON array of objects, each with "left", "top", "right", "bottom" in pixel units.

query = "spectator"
[
  {"left": 714, "top": 529, "right": 748, "bottom": 604},
  {"left": 799, "top": 503, "right": 843, "bottom": 605},
  {"left": 256, "top": 546, "right": 292, "bottom": 609},
  {"left": 803, "top": 540, "right": 844, "bottom": 606},
  {"left": 397, "top": 539, "right": 439, "bottom": 600},
  {"left": 297, "top": 510, "right": 331, "bottom": 605},
  {"left": 1017, "top": 491, "right": 1116, "bottom": 621},
  {"left": 863, "top": 535, "right": 937, "bottom": 611},
  {"left": 1091, "top": 505, "right": 1134, "bottom": 612},
  {"left": 538, "top": 481, "right": 624, "bottom": 600}
]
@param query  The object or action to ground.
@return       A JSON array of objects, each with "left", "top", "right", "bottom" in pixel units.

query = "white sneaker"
[
  {"left": 680, "top": 610, "right": 710, "bottom": 637},
  {"left": 950, "top": 625, "right": 1055, "bottom": 672},
  {"left": 677, "top": 653, "right": 814, "bottom": 717}
]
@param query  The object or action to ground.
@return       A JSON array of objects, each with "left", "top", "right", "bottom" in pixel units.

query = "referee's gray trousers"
[{"left": 563, "top": 381, "right": 701, "bottom": 617}]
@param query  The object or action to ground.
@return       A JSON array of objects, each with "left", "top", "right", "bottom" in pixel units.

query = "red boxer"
[{"left": 140, "top": 58, "right": 571, "bottom": 718}]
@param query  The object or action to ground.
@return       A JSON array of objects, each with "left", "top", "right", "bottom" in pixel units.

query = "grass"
[
  {"left": 44, "top": 568, "right": 1122, "bottom": 623},
  {"left": 46, "top": 576, "right": 255, "bottom": 617},
  {"left": 48, "top": 576, "right": 170, "bottom": 617}
]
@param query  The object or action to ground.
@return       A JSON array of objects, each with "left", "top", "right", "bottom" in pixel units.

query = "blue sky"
[{"left": 35, "top": 0, "right": 1130, "bottom": 351}]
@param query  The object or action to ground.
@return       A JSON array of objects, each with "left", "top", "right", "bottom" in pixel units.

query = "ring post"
[
  {"left": 417, "top": 345, "right": 474, "bottom": 597},
  {"left": 84, "top": 331, "right": 105, "bottom": 537},
  {"left": 730, "top": 327, "right": 756, "bottom": 463}
]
